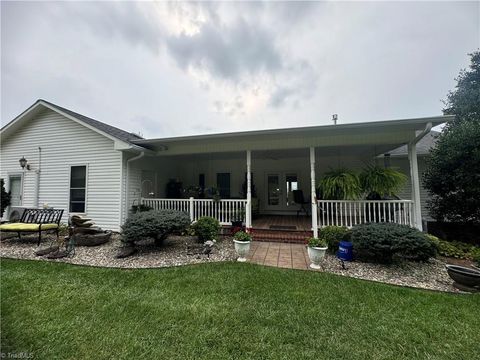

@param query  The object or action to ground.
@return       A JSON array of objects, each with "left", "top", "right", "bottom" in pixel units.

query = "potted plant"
[
  {"left": 359, "top": 164, "right": 407, "bottom": 199},
  {"left": 233, "top": 230, "right": 251, "bottom": 262},
  {"left": 231, "top": 209, "right": 245, "bottom": 229},
  {"left": 306, "top": 237, "right": 328, "bottom": 269},
  {"left": 317, "top": 168, "right": 361, "bottom": 200}
]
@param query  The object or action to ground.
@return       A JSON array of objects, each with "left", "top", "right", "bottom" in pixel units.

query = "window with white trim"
[{"left": 70, "top": 166, "right": 86, "bottom": 212}]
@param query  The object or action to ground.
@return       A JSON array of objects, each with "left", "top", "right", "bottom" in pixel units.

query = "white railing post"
[
  {"left": 246, "top": 150, "right": 252, "bottom": 230},
  {"left": 189, "top": 197, "right": 194, "bottom": 222},
  {"left": 310, "top": 147, "right": 318, "bottom": 238}
]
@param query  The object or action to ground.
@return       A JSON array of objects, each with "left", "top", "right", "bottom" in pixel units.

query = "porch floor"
[
  {"left": 247, "top": 241, "right": 309, "bottom": 269},
  {"left": 252, "top": 215, "right": 311, "bottom": 231}
]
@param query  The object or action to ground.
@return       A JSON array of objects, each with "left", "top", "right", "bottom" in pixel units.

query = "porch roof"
[{"left": 132, "top": 115, "right": 452, "bottom": 155}]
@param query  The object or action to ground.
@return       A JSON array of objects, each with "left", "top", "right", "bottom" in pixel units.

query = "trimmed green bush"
[
  {"left": 122, "top": 210, "right": 190, "bottom": 246},
  {"left": 194, "top": 217, "right": 221, "bottom": 242},
  {"left": 350, "top": 223, "right": 435, "bottom": 263},
  {"left": 320, "top": 226, "right": 350, "bottom": 253}
]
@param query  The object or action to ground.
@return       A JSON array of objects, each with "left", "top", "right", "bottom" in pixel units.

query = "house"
[
  {"left": 381, "top": 131, "right": 440, "bottom": 222},
  {"left": 0, "top": 100, "right": 451, "bottom": 237}
]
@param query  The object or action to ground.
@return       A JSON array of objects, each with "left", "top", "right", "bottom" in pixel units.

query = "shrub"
[
  {"left": 428, "top": 234, "right": 480, "bottom": 261},
  {"left": 0, "top": 179, "right": 11, "bottom": 218},
  {"left": 320, "top": 226, "right": 350, "bottom": 253},
  {"left": 122, "top": 210, "right": 190, "bottom": 246},
  {"left": 131, "top": 204, "right": 153, "bottom": 213},
  {"left": 350, "top": 223, "right": 435, "bottom": 263},
  {"left": 194, "top": 217, "right": 221, "bottom": 242},
  {"left": 307, "top": 237, "right": 328, "bottom": 248},
  {"left": 233, "top": 231, "right": 251, "bottom": 242}
]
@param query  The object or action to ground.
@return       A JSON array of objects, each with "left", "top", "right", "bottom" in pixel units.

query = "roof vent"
[{"left": 332, "top": 114, "right": 338, "bottom": 125}]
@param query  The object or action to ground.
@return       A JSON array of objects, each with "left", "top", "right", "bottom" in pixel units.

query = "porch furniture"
[
  {"left": 0, "top": 208, "right": 64, "bottom": 245},
  {"left": 292, "top": 190, "right": 309, "bottom": 217}
]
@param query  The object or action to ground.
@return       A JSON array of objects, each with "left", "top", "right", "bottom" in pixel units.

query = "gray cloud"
[
  {"left": 1, "top": 1, "right": 478, "bottom": 137},
  {"left": 165, "top": 18, "right": 282, "bottom": 81},
  {"left": 61, "top": 1, "right": 161, "bottom": 53}
]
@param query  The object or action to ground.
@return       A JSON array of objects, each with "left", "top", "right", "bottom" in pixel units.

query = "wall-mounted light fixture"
[{"left": 19, "top": 156, "right": 30, "bottom": 170}]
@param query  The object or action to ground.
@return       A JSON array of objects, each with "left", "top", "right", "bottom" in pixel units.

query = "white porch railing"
[
  {"left": 317, "top": 200, "right": 414, "bottom": 228},
  {"left": 141, "top": 198, "right": 248, "bottom": 225}
]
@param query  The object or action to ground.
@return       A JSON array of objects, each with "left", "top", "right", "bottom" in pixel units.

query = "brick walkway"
[{"left": 247, "top": 241, "right": 309, "bottom": 270}]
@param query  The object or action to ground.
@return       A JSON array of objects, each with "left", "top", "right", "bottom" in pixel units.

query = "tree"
[
  {"left": 1, "top": 179, "right": 11, "bottom": 218},
  {"left": 443, "top": 51, "right": 480, "bottom": 128},
  {"left": 423, "top": 51, "right": 480, "bottom": 223}
]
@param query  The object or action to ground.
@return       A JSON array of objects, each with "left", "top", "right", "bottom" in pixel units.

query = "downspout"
[
  {"left": 408, "top": 122, "right": 432, "bottom": 230},
  {"left": 34, "top": 147, "right": 41, "bottom": 208},
  {"left": 410, "top": 122, "right": 432, "bottom": 146},
  {"left": 125, "top": 151, "right": 145, "bottom": 220}
]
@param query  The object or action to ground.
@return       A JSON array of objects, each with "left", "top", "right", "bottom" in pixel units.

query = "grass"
[{"left": 1, "top": 259, "right": 479, "bottom": 359}]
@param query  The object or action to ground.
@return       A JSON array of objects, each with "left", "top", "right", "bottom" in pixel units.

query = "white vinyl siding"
[
  {"left": 0, "top": 108, "right": 123, "bottom": 230},
  {"left": 390, "top": 157, "right": 431, "bottom": 221}
]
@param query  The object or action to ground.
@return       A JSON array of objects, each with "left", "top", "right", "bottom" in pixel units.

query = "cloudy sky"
[{"left": 1, "top": 1, "right": 478, "bottom": 138}]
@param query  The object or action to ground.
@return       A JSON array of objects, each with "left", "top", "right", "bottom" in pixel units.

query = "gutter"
[
  {"left": 409, "top": 122, "right": 433, "bottom": 147},
  {"left": 34, "top": 147, "right": 41, "bottom": 208}
]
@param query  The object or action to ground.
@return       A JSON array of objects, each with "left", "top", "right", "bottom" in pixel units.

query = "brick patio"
[{"left": 247, "top": 241, "right": 310, "bottom": 270}]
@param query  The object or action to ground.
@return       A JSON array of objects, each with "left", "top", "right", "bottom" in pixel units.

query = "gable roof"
[
  {"left": 1, "top": 99, "right": 144, "bottom": 147},
  {"left": 384, "top": 130, "right": 440, "bottom": 157},
  {"left": 41, "top": 100, "right": 144, "bottom": 143}
]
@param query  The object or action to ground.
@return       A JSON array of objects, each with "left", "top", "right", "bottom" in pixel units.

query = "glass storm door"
[
  {"left": 267, "top": 174, "right": 281, "bottom": 209},
  {"left": 265, "top": 173, "right": 299, "bottom": 211},
  {"left": 285, "top": 174, "right": 298, "bottom": 206},
  {"left": 9, "top": 176, "right": 22, "bottom": 206}
]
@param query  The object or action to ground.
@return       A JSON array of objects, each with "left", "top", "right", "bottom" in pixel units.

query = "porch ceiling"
[
  {"left": 133, "top": 115, "right": 451, "bottom": 156},
  {"left": 159, "top": 144, "right": 396, "bottom": 161}
]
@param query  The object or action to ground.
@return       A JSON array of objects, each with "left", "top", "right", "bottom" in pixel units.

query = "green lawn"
[{"left": 1, "top": 259, "right": 479, "bottom": 359}]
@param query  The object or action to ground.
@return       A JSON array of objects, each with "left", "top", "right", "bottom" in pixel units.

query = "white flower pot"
[
  {"left": 233, "top": 240, "right": 251, "bottom": 262},
  {"left": 307, "top": 246, "right": 328, "bottom": 269}
]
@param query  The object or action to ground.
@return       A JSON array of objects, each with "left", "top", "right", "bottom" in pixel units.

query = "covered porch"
[{"left": 126, "top": 116, "right": 447, "bottom": 236}]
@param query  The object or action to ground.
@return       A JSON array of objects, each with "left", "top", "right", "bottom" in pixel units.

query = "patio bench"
[{"left": 0, "top": 208, "right": 64, "bottom": 245}]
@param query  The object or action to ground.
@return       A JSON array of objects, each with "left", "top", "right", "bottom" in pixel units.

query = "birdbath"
[{"left": 445, "top": 265, "right": 480, "bottom": 292}]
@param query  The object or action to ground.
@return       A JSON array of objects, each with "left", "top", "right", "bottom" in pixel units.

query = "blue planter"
[{"left": 337, "top": 241, "right": 353, "bottom": 261}]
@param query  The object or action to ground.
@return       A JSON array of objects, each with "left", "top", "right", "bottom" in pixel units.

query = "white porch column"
[
  {"left": 408, "top": 142, "right": 423, "bottom": 230},
  {"left": 310, "top": 147, "right": 319, "bottom": 238},
  {"left": 246, "top": 150, "right": 252, "bottom": 230}
]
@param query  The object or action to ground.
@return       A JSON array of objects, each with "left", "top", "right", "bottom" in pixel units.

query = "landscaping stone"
[
  {"left": 1, "top": 233, "right": 236, "bottom": 269},
  {"left": 35, "top": 245, "right": 59, "bottom": 256},
  {"left": 0, "top": 235, "right": 460, "bottom": 292},
  {"left": 115, "top": 246, "right": 137, "bottom": 258}
]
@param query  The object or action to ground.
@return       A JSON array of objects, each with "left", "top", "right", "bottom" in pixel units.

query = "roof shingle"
[{"left": 40, "top": 100, "right": 143, "bottom": 144}]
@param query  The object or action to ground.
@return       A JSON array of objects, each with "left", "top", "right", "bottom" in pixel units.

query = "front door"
[
  {"left": 9, "top": 175, "right": 22, "bottom": 206},
  {"left": 265, "top": 173, "right": 299, "bottom": 212}
]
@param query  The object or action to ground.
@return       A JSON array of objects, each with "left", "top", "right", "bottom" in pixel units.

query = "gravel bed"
[
  {"left": 318, "top": 254, "right": 457, "bottom": 293},
  {"left": 0, "top": 233, "right": 460, "bottom": 292},
  {"left": 0, "top": 233, "right": 236, "bottom": 268}
]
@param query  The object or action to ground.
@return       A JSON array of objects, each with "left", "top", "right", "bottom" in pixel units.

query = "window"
[
  {"left": 286, "top": 174, "right": 298, "bottom": 206},
  {"left": 216, "top": 173, "right": 231, "bottom": 198},
  {"left": 199, "top": 174, "right": 205, "bottom": 190},
  {"left": 70, "top": 166, "right": 86, "bottom": 212}
]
